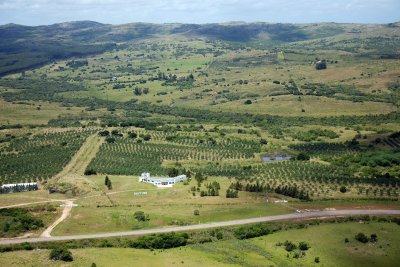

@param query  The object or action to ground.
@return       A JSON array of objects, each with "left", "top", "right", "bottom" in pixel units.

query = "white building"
[
  {"left": 0, "top": 182, "right": 38, "bottom": 193},
  {"left": 139, "top": 173, "right": 187, "bottom": 187}
]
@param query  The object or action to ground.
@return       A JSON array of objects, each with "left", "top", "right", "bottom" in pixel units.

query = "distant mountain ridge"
[{"left": 0, "top": 20, "right": 399, "bottom": 76}]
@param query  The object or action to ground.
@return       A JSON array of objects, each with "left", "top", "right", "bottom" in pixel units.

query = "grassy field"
[
  {"left": 1, "top": 222, "right": 399, "bottom": 266},
  {"left": 249, "top": 222, "right": 400, "bottom": 267},
  {"left": 0, "top": 99, "right": 91, "bottom": 125},
  {"left": 5, "top": 35, "right": 398, "bottom": 118},
  {"left": 52, "top": 175, "right": 294, "bottom": 235},
  {"left": 0, "top": 247, "right": 237, "bottom": 267}
]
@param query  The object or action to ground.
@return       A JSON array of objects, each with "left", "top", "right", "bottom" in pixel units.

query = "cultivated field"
[{"left": 0, "top": 21, "right": 399, "bottom": 266}]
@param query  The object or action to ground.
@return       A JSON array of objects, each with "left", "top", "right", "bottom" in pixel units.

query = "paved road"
[{"left": 1, "top": 209, "right": 399, "bottom": 245}]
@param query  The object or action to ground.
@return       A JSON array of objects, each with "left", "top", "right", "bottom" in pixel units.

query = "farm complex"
[{"left": 138, "top": 172, "right": 187, "bottom": 187}]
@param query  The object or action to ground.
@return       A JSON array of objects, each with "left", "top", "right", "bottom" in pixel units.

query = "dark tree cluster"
[
  {"left": 355, "top": 232, "right": 378, "bottom": 243},
  {"left": 134, "top": 211, "right": 149, "bottom": 222},
  {"left": 201, "top": 181, "right": 220, "bottom": 197},
  {"left": 0, "top": 208, "right": 44, "bottom": 237},
  {"left": 274, "top": 185, "right": 311, "bottom": 201},
  {"left": 315, "top": 60, "right": 327, "bottom": 70},
  {"left": 234, "top": 224, "right": 272, "bottom": 239},
  {"left": 49, "top": 247, "right": 73, "bottom": 262},
  {"left": 105, "top": 176, "right": 112, "bottom": 190},
  {"left": 84, "top": 169, "right": 97, "bottom": 175},
  {"left": 111, "top": 130, "right": 123, "bottom": 137},
  {"left": 158, "top": 72, "right": 195, "bottom": 89},
  {"left": 130, "top": 232, "right": 188, "bottom": 249},
  {"left": 98, "top": 130, "right": 110, "bottom": 136},
  {"left": 66, "top": 60, "right": 88, "bottom": 69},
  {"left": 226, "top": 189, "right": 239, "bottom": 198}
]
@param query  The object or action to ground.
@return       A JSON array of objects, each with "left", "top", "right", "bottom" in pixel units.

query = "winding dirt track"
[
  {"left": 40, "top": 201, "right": 74, "bottom": 238},
  {"left": 1, "top": 209, "right": 399, "bottom": 245}
]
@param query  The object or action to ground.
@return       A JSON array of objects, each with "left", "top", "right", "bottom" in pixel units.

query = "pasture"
[{"left": 1, "top": 221, "right": 399, "bottom": 266}]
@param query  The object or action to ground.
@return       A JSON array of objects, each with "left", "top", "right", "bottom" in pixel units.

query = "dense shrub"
[
  {"left": 355, "top": 232, "right": 369, "bottom": 243},
  {"left": 315, "top": 60, "right": 327, "bottom": 70},
  {"left": 298, "top": 241, "right": 310, "bottom": 250},
  {"left": 134, "top": 211, "right": 148, "bottom": 222},
  {"left": 296, "top": 152, "right": 310, "bottom": 161},
  {"left": 370, "top": 233, "right": 378, "bottom": 242},
  {"left": 105, "top": 137, "right": 116, "bottom": 143},
  {"left": 284, "top": 240, "right": 297, "bottom": 251},
  {"left": 84, "top": 169, "right": 97, "bottom": 175},
  {"left": 49, "top": 247, "right": 73, "bottom": 261},
  {"left": 130, "top": 232, "right": 188, "bottom": 249},
  {"left": 234, "top": 224, "right": 271, "bottom": 239},
  {"left": 0, "top": 208, "right": 44, "bottom": 237}
]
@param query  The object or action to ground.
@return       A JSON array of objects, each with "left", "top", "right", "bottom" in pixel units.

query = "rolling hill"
[{"left": 1, "top": 21, "right": 399, "bottom": 76}]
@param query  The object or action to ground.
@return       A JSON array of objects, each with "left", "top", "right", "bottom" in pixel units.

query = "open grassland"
[
  {"left": 0, "top": 190, "right": 67, "bottom": 208},
  {"left": 207, "top": 96, "right": 397, "bottom": 117},
  {"left": 52, "top": 175, "right": 294, "bottom": 235},
  {"left": 249, "top": 222, "right": 400, "bottom": 267},
  {"left": 0, "top": 247, "right": 236, "bottom": 267},
  {"left": 51, "top": 173, "right": 400, "bottom": 236},
  {"left": 0, "top": 99, "right": 92, "bottom": 125},
  {"left": 2, "top": 35, "right": 398, "bottom": 118},
  {"left": 1, "top": 222, "right": 399, "bottom": 266}
]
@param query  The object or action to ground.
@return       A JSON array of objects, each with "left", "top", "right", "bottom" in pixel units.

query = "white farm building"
[
  {"left": 139, "top": 173, "right": 187, "bottom": 187},
  {"left": 0, "top": 182, "right": 38, "bottom": 193}
]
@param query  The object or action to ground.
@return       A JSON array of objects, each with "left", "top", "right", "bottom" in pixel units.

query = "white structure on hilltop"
[{"left": 139, "top": 173, "right": 187, "bottom": 187}]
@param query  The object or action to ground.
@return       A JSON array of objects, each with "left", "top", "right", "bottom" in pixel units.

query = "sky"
[{"left": 0, "top": 0, "right": 399, "bottom": 26}]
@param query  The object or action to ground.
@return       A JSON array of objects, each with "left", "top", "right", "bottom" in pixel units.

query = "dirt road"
[
  {"left": 40, "top": 200, "right": 74, "bottom": 238},
  {"left": 1, "top": 209, "right": 399, "bottom": 245}
]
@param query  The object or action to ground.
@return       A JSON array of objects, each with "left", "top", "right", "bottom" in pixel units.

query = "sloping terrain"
[{"left": 1, "top": 21, "right": 399, "bottom": 76}]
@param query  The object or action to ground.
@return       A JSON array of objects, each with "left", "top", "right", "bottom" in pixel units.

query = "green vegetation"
[
  {"left": 292, "top": 129, "right": 339, "bottom": 142},
  {"left": 130, "top": 232, "right": 188, "bottom": 249},
  {"left": 1, "top": 220, "right": 400, "bottom": 266},
  {"left": 88, "top": 131, "right": 260, "bottom": 176},
  {"left": 0, "top": 20, "right": 400, "bottom": 266},
  {"left": 0, "top": 207, "right": 57, "bottom": 237},
  {"left": 0, "top": 129, "right": 93, "bottom": 184},
  {"left": 49, "top": 246, "right": 73, "bottom": 262}
]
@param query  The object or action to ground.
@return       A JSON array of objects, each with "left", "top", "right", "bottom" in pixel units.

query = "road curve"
[
  {"left": 40, "top": 201, "right": 74, "bottom": 238},
  {"left": 1, "top": 209, "right": 399, "bottom": 245}
]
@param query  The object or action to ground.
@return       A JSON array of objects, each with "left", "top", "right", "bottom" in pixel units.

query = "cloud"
[{"left": 0, "top": 0, "right": 399, "bottom": 25}]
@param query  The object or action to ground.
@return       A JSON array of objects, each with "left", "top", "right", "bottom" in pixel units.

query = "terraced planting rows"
[
  {"left": 0, "top": 129, "right": 94, "bottom": 184},
  {"left": 85, "top": 128, "right": 400, "bottom": 199},
  {"left": 87, "top": 131, "right": 261, "bottom": 175},
  {"left": 289, "top": 142, "right": 360, "bottom": 157},
  {"left": 194, "top": 161, "right": 400, "bottom": 199}
]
